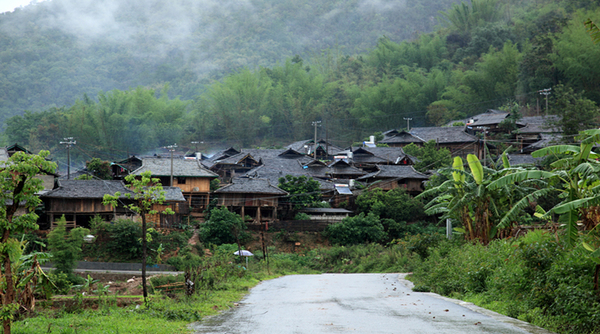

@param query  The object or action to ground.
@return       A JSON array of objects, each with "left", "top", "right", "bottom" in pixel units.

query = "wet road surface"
[{"left": 190, "top": 273, "right": 553, "bottom": 334}]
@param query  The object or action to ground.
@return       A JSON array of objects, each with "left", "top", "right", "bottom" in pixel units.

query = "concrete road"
[{"left": 190, "top": 273, "right": 553, "bottom": 334}]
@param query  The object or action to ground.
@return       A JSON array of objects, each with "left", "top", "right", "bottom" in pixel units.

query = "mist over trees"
[
  {"left": 0, "top": 0, "right": 459, "bottom": 127},
  {"left": 2, "top": 0, "right": 600, "bottom": 173}
]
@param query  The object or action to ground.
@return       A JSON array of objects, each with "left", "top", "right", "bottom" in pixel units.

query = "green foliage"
[
  {"left": 47, "top": 217, "right": 90, "bottom": 277},
  {"left": 278, "top": 175, "right": 322, "bottom": 209},
  {"left": 199, "top": 207, "right": 248, "bottom": 245},
  {"left": 356, "top": 188, "right": 426, "bottom": 223},
  {"left": 550, "top": 84, "right": 599, "bottom": 139},
  {"left": 410, "top": 234, "right": 600, "bottom": 334},
  {"left": 0, "top": 150, "right": 57, "bottom": 332},
  {"left": 293, "top": 212, "right": 311, "bottom": 220},
  {"left": 403, "top": 140, "right": 453, "bottom": 172},
  {"left": 324, "top": 213, "right": 387, "bottom": 246},
  {"left": 85, "top": 158, "right": 112, "bottom": 180},
  {"left": 439, "top": 0, "right": 501, "bottom": 33}
]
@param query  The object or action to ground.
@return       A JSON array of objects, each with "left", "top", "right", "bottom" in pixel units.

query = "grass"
[{"left": 13, "top": 273, "right": 278, "bottom": 334}]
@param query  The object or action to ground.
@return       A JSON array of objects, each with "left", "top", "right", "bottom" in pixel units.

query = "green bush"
[
  {"left": 356, "top": 188, "right": 426, "bottom": 223},
  {"left": 47, "top": 217, "right": 90, "bottom": 278},
  {"left": 199, "top": 207, "right": 248, "bottom": 245},
  {"left": 324, "top": 213, "right": 387, "bottom": 245}
]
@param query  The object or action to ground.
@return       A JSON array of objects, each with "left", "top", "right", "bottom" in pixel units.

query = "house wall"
[
  {"left": 172, "top": 177, "right": 211, "bottom": 193},
  {"left": 217, "top": 194, "right": 278, "bottom": 207},
  {"left": 45, "top": 198, "right": 117, "bottom": 214}
]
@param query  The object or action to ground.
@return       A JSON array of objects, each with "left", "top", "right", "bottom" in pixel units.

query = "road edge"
[{"left": 396, "top": 273, "right": 555, "bottom": 334}]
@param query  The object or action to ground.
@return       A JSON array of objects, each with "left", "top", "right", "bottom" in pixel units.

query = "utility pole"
[
  {"left": 166, "top": 144, "right": 177, "bottom": 186},
  {"left": 60, "top": 137, "right": 76, "bottom": 179},
  {"left": 312, "top": 121, "right": 321, "bottom": 160},
  {"left": 404, "top": 117, "right": 413, "bottom": 131},
  {"left": 538, "top": 88, "right": 551, "bottom": 114},
  {"left": 478, "top": 127, "right": 489, "bottom": 166},
  {"left": 191, "top": 141, "right": 199, "bottom": 153}
]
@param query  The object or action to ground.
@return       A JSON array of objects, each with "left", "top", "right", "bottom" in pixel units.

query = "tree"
[
  {"left": 278, "top": 175, "right": 322, "bottom": 209},
  {"left": 47, "top": 217, "right": 89, "bottom": 280},
  {"left": 550, "top": 84, "right": 599, "bottom": 140},
  {"left": 403, "top": 140, "right": 452, "bottom": 172},
  {"left": 199, "top": 207, "right": 247, "bottom": 246},
  {"left": 0, "top": 151, "right": 56, "bottom": 334},
  {"left": 325, "top": 213, "right": 387, "bottom": 246},
  {"left": 356, "top": 188, "right": 426, "bottom": 223},
  {"left": 85, "top": 158, "right": 112, "bottom": 180},
  {"left": 417, "top": 154, "right": 527, "bottom": 244},
  {"left": 102, "top": 171, "right": 174, "bottom": 303}
]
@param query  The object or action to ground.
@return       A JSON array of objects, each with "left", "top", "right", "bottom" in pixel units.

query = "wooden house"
[
  {"left": 111, "top": 156, "right": 143, "bottom": 180},
  {"left": 131, "top": 158, "right": 218, "bottom": 220},
  {"left": 357, "top": 165, "right": 429, "bottom": 194},
  {"left": 214, "top": 178, "right": 288, "bottom": 225},
  {"left": 39, "top": 180, "right": 135, "bottom": 229},
  {"left": 207, "top": 152, "right": 262, "bottom": 182},
  {"left": 380, "top": 127, "right": 482, "bottom": 159},
  {"left": 146, "top": 186, "right": 189, "bottom": 228}
]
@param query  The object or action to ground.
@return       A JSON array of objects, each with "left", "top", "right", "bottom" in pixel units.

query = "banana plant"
[
  {"left": 418, "top": 154, "right": 512, "bottom": 244},
  {"left": 488, "top": 129, "right": 600, "bottom": 247}
]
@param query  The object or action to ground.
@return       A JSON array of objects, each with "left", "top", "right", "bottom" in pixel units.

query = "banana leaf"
[{"left": 487, "top": 170, "right": 556, "bottom": 190}]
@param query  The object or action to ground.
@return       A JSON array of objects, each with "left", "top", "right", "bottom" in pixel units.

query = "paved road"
[{"left": 190, "top": 273, "right": 553, "bottom": 334}]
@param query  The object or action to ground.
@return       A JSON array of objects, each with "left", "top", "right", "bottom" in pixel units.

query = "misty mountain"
[{"left": 0, "top": 0, "right": 459, "bottom": 127}]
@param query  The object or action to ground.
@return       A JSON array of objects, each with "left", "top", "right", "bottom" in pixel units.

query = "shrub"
[
  {"left": 47, "top": 217, "right": 90, "bottom": 278},
  {"left": 324, "top": 213, "right": 387, "bottom": 245},
  {"left": 199, "top": 207, "right": 248, "bottom": 245}
]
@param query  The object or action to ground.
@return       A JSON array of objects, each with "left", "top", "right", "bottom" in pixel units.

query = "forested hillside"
[
  {"left": 3, "top": 0, "right": 600, "bottom": 173},
  {"left": 0, "top": 0, "right": 458, "bottom": 126}
]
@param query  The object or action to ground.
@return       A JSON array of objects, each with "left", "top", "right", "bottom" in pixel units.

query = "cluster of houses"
[{"left": 5, "top": 110, "right": 561, "bottom": 231}]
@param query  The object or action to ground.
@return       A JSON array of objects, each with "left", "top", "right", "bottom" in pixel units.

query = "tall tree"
[
  {"left": 103, "top": 171, "right": 173, "bottom": 303},
  {"left": 0, "top": 151, "right": 56, "bottom": 334}
]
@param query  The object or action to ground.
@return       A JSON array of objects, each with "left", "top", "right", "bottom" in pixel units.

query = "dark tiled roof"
[
  {"left": 409, "top": 127, "right": 479, "bottom": 144},
  {"left": 517, "top": 115, "right": 561, "bottom": 134},
  {"left": 161, "top": 186, "right": 187, "bottom": 202},
  {"left": 212, "top": 153, "right": 260, "bottom": 165},
  {"left": 244, "top": 165, "right": 336, "bottom": 191},
  {"left": 353, "top": 147, "right": 411, "bottom": 164},
  {"left": 215, "top": 178, "right": 288, "bottom": 195},
  {"left": 286, "top": 139, "right": 344, "bottom": 156},
  {"left": 380, "top": 131, "right": 423, "bottom": 144},
  {"left": 358, "top": 165, "right": 429, "bottom": 181},
  {"left": 467, "top": 111, "right": 509, "bottom": 126},
  {"left": 506, "top": 154, "right": 543, "bottom": 166},
  {"left": 133, "top": 158, "right": 218, "bottom": 178},
  {"left": 41, "top": 180, "right": 134, "bottom": 199},
  {"left": 523, "top": 134, "right": 563, "bottom": 152},
  {"left": 327, "top": 160, "right": 366, "bottom": 176}
]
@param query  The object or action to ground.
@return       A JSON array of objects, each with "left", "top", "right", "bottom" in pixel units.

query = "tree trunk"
[
  {"left": 2, "top": 229, "right": 14, "bottom": 334},
  {"left": 141, "top": 214, "right": 148, "bottom": 304}
]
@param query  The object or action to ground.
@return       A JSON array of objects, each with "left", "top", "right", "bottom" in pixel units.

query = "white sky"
[{"left": 0, "top": 0, "right": 49, "bottom": 14}]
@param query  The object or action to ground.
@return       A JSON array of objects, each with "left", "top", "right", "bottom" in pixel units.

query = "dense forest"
[
  {"left": 2, "top": 0, "right": 600, "bottom": 172},
  {"left": 0, "top": 0, "right": 459, "bottom": 126}
]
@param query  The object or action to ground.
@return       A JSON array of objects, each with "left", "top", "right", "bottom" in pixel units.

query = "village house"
[
  {"left": 357, "top": 165, "right": 429, "bottom": 194},
  {"left": 131, "top": 158, "right": 218, "bottom": 220},
  {"left": 380, "top": 126, "right": 483, "bottom": 158},
  {"left": 39, "top": 180, "right": 135, "bottom": 229},
  {"left": 214, "top": 177, "right": 287, "bottom": 225}
]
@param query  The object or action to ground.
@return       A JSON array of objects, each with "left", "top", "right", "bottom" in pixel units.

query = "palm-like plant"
[
  {"left": 488, "top": 129, "right": 600, "bottom": 247},
  {"left": 418, "top": 154, "right": 508, "bottom": 244}
]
